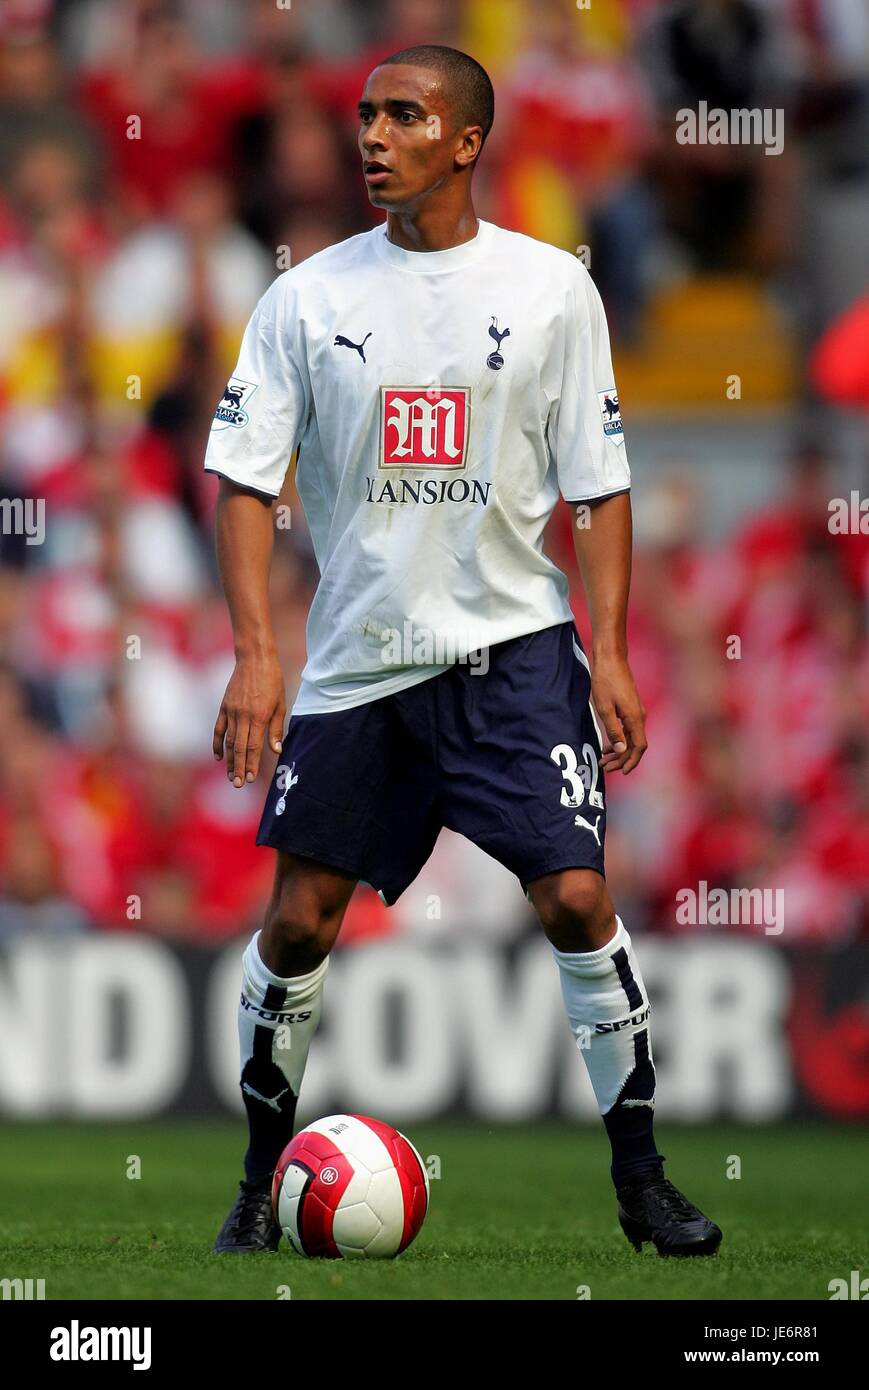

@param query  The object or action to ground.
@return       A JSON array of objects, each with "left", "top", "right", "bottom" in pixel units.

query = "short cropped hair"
[{"left": 378, "top": 44, "right": 495, "bottom": 149}]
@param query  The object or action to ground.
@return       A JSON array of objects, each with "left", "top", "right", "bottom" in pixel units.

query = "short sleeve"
[
  {"left": 203, "top": 274, "right": 309, "bottom": 498},
  {"left": 548, "top": 263, "right": 631, "bottom": 504}
]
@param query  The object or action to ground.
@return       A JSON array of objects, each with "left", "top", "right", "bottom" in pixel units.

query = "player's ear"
[{"left": 454, "top": 126, "right": 483, "bottom": 170}]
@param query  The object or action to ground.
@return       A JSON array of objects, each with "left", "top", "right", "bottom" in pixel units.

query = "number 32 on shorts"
[{"left": 549, "top": 742, "right": 604, "bottom": 810}]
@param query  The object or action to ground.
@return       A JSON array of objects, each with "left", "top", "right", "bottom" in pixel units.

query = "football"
[{"left": 271, "top": 1113, "right": 430, "bottom": 1259}]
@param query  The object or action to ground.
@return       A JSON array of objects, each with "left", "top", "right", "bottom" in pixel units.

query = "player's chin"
[{"left": 365, "top": 184, "right": 403, "bottom": 209}]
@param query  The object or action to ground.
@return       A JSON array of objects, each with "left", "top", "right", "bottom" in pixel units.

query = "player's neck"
[{"left": 384, "top": 203, "right": 479, "bottom": 254}]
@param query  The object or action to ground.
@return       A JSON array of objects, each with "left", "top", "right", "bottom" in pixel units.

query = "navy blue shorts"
[{"left": 256, "top": 619, "right": 607, "bottom": 904}]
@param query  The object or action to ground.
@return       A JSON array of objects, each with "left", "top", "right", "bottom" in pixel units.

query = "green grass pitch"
[{"left": 1, "top": 1120, "right": 865, "bottom": 1300}]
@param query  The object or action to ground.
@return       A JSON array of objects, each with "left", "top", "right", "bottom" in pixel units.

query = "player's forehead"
[{"left": 359, "top": 63, "right": 449, "bottom": 115}]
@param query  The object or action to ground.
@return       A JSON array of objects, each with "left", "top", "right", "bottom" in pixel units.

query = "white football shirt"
[{"left": 204, "top": 218, "right": 630, "bottom": 714}]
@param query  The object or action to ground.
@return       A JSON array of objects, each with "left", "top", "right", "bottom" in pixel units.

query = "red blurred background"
[{"left": 0, "top": 0, "right": 866, "bottom": 957}]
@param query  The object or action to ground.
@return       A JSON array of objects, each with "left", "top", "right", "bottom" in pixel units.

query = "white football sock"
[
  {"left": 551, "top": 915, "right": 655, "bottom": 1114},
  {"left": 238, "top": 930, "right": 329, "bottom": 1180}
]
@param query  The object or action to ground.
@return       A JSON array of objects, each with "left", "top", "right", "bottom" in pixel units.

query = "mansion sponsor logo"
[
  {"left": 365, "top": 475, "right": 491, "bottom": 506},
  {"left": 380, "top": 387, "right": 469, "bottom": 469},
  {"left": 380, "top": 620, "right": 490, "bottom": 674},
  {"left": 676, "top": 881, "right": 784, "bottom": 935},
  {"left": 676, "top": 101, "right": 784, "bottom": 156}
]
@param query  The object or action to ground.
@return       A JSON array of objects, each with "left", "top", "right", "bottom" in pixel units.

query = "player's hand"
[
  {"left": 591, "top": 653, "right": 648, "bottom": 775},
  {"left": 213, "top": 652, "right": 286, "bottom": 788}
]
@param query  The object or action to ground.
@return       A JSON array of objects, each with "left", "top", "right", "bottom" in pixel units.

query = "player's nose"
[{"left": 361, "top": 116, "right": 389, "bottom": 151}]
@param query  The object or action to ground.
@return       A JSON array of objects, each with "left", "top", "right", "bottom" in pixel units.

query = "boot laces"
[
  {"left": 644, "top": 1177, "right": 698, "bottom": 1220},
  {"left": 231, "top": 1179, "right": 273, "bottom": 1239}
]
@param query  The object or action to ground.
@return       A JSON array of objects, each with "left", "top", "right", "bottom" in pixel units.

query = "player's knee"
[
  {"left": 262, "top": 884, "right": 342, "bottom": 973},
  {"left": 530, "top": 869, "right": 614, "bottom": 951}
]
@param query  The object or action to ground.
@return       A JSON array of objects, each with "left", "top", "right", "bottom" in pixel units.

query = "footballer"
[{"left": 206, "top": 45, "right": 722, "bottom": 1259}]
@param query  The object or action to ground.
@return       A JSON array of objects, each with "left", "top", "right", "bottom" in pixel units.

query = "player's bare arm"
[
  {"left": 572, "top": 491, "right": 647, "bottom": 776},
  {"left": 212, "top": 478, "right": 285, "bottom": 788}
]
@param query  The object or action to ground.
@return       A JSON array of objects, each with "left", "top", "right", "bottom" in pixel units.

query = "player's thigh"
[
  {"left": 257, "top": 693, "right": 440, "bottom": 915},
  {"left": 438, "top": 621, "right": 608, "bottom": 884}
]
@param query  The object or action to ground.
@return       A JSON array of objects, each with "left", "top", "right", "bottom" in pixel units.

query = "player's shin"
[
  {"left": 551, "top": 916, "right": 663, "bottom": 1187},
  {"left": 237, "top": 929, "right": 328, "bottom": 1182}
]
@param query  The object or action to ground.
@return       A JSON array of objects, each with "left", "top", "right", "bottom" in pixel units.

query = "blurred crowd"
[{"left": 0, "top": 0, "right": 866, "bottom": 943}]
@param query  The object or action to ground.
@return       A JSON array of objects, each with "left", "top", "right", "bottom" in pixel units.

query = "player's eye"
[{"left": 398, "top": 110, "right": 417, "bottom": 123}]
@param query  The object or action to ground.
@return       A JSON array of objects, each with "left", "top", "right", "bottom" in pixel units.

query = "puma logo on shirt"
[{"left": 334, "top": 331, "right": 373, "bottom": 363}]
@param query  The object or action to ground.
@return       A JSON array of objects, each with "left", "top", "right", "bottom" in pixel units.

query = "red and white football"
[{"left": 271, "top": 1113, "right": 430, "bottom": 1259}]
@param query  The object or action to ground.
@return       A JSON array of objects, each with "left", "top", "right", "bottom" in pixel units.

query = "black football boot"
[
  {"left": 617, "top": 1169, "right": 722, "bottom": 1257},
  {"left": 213, "top": 1176, "right": 282, "bottom": 1254}
]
